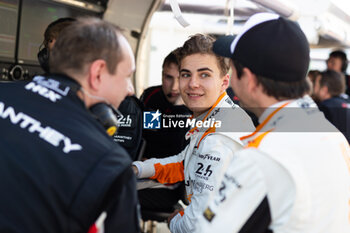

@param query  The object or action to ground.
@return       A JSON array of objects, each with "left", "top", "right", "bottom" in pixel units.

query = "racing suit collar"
[
  {"left": 194, "top": 91, "right": 227, "bottom": 121},
  {"left": 240, "top": 99, "right": 292, "bottom": 144},
  {"left": 185, "top": 92, "right": 227, "bottom": 139},
  {"left": 259, "top": 99, "right": 293, "bottom": 124}
]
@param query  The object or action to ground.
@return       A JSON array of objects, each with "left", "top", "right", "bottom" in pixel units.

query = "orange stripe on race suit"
[
  {"left": 240, "top": 101, "right": 290, "bottom": 141},
  {"left": 348, "top": 199, "right": 350, "bottom": 223},
  {"left": 179, "top": 210, "right": 185, "bottom": 216},
  {"left": 150, "top": 162, "right": 185, "bottom": 184},
  {"left": 245, "top": 130, "right": 272, "bottom": 149},
  {"left": 340, "top": 142, "right": 350, "bottom": 223},
  {"left": 196, "top": 126, "right": 216, "bottom": 148},
  {"left": 187, "top": 92, "right": 226, "bottom": 135},
  {"left": 341, "top": 143, "right": 350, "bottom": 173},
  {"left": 186, "top": 194, "right": 193, "bottom": 203}
]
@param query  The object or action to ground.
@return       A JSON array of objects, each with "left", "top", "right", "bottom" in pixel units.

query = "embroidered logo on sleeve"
[{"left": 203, "top": 207, "right": 216, "bottom": 222}]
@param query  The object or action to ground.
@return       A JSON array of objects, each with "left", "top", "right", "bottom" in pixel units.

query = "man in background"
[
  {"left": 327, "top": 50, "right": 350, "bottom": 96},
  {"left": 312, "top": 70, "right": 350, "bottom": 142},
  {"left": 38, "top": 17, "right": 143, "bottom": 161},
  {"left": 37, "top": 17, "right": 75, "bottom": 73},
  {"left": 140, "top": 49, "right": 191, "bottom": 159},
  {"left": 138, "top": 49, "right": 191, "bottom": 215}
]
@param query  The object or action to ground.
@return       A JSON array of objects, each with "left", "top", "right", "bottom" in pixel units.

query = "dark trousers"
[{"left": 138, "top": 185, "right": 183, "bottom": 212}]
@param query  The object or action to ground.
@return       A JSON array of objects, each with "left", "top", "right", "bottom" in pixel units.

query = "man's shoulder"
[
  {"left": 322, "top": 96, "right": 347, "bottom": 107},
  {"left": 143, "top": 85, "right": 162, "bottom": 92},
  {"left": 0, "top": 80, "right": 28, "bottom": 96},
  {"left": 197, "top": 132, "right": 243, "bottom": 155},
  {"left": 119, "top": 95, "right": 144, "bottom": 113},
  {"left": 141, "top": 85, "right": 168, "bottom": 107},
  {"left": 141, "top": 85, "right": 163, "bottom": 100},
  {"left": 213, "top": 98, "right": 255, "bottom": 132}
]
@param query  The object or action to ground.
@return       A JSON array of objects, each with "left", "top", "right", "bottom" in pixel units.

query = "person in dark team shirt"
[
  {"left": 140, "top": 49, "right": 191, "bottom": 158},
  {"left": 138, "top": 50, "right": 191, "bottom": 214},
  {"left": 114, "top": 95, "right": 144, "bottom": 161},
  {"left": 0, "top": 17, "right": 140, "bottom": 233},
  {"left": 38, "top": 17, "right": 142, "bottom": 161},
  {"left": 312, "top": 70, "right": 350, "bottom": 142}
]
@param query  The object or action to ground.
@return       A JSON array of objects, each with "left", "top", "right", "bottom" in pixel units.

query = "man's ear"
[
  {"left": 320, "top": 85, "right": 328, "bottom": 94},
  {"left": 87, "top": 59, "right": 106, "bottom": 91},
  {"left": 221, "top": 74, "right": 230, "bottom": 91},
  {"left": 319, "top": 85, "right": 330, "bottom": 100}
]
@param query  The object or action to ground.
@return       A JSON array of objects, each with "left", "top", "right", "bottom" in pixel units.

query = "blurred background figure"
[
  {"left": 37, "top": 17, "right": 76, "bottom": 74},
  {"left": 114, "top": 95, "right": 144, "bottom": 161},
  {"left": 326, "top": 50, "right": 350, "bottom": 96},
  {"left": 307, "top": 69, "right": 321, "bottom": 94},
  {"left": 327, "top": 50, "right": 348, "bottom": 73},
  {"left": 140, "top": 49, "right": 191, "bottom": 159},
  {"left": 311, "top": 70, "right": 350, "bottom": 142},
  {"left": 138, "top": 49, "right": 191, "bottom": 216}
]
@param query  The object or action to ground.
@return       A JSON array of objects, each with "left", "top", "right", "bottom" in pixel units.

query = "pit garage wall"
[{"left": 103, "top": 0, "right": 164, "bottom": 96}]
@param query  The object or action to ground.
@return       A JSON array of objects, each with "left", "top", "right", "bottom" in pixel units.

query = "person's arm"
[
  {"left": 195, "top": 148, "right": 295, "bottom": 233},
  {"left": 133, "top": 146, "right": 187, "bottom": 184},
  {"left": 169, "top": 134, "right": 242, "bottom": 233}
]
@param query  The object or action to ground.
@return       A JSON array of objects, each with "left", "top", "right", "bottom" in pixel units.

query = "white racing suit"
[
  {"left": 196, "top": 96, "right": 350, "bottom": 233},
  {"left": 133, "top": 92, "right": 255, "bottom": 233}
]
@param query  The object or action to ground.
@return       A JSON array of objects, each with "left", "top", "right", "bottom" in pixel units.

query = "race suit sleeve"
[
  {"left": 133, "top": 145, "right": 187, "bottom": 184},
  {"left": 194, "top": 148, "right": 295, "bottom": 233},
  {"left": 170, "top": 134, "right": 243, "bottom": 233}
]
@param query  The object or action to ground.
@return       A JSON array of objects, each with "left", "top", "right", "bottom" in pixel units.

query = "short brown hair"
[
  {"left": 50, "top": 17, "right": 123, "bottom": 76},
  {"left": 308, "top": 70, "right": 321, "bottom": 83},
  {"left": 177, "top": 34, "right": 229, "bottom": 76},
  {"left": 162, "top": 48, "right": 179, "bottom": 69},
  {"left": 43, "top": 17, "right": 75, "bottom": 48},
  {"left": 328, "top": 50, "right": 348, "bottom": 72},
  {"left": 319, "top": 70, "right": 345, "bottom": 97},
  {"left": 233, "top": 60, "right": 310, "bottom": 100}
]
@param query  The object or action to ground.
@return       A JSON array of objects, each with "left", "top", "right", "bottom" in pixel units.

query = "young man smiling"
[{"left": 133, "top": 34, "right": 255, "bottom": 233}]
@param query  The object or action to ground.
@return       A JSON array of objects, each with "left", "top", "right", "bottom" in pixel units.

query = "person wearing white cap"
[{"left": 195, "top": 13, "right": 350, "bottom": 233}]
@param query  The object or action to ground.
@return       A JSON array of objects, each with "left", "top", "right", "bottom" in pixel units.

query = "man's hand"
[
  {"left": 167, "top": 208, "right": 184, "bottom": 225},
  {"left": 132, "top": 165, "right": 138, "bottom": 176}
]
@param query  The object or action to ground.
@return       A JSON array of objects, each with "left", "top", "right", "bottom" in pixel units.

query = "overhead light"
[{"left": 318, "top": 12, "right": 350, "bottom": 46}]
